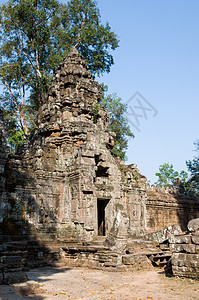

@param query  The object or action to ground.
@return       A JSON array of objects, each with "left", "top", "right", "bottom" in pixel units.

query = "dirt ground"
[{"left": 0, "top": 266, "right": 199, "bottom": 300}]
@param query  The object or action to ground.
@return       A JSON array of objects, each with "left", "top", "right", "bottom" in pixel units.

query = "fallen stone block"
[
  {"left": 170, "top": 243, "right": 196, "bottom": 253},
  {"left": 192, "top": 235, "right": 199, "bottom": 244},
  {"left": 188, "top": 218, "right": 199, "bottom": 232},
  {"left": 171, "top": 253, "right": 186, "bottom": 265},
  {"left": 146, "top": 224, "right": 182, "bottom": 244},
  {"left": 122, "top": 253, "right": 151, "bottom": 269},
  {"left": 169, "top": 235, "right": 191, "bottom": 244},
  {"left": 122, "top": 254, "right": 135, "bottom": 265},
  {"left": 3, "top": 271, "right": 27, "bottom": 284}
]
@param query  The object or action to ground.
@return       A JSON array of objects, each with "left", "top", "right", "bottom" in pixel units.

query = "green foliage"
[
  {"left": 92, "top": 104, "right": 100, "bottom": 124},
  {"left": 186, "top": 140, "right": 199, "bottom": 196},
  {"left": 0, "top": 0, "right": 119, "bottom": 149},
  {"left": 8, "top": 130, "right": 26, "bottom": 153},
  {"left": 2, "top": 107, "right": 26, "bottom": 152},
  {"left": 100, "top": 85, "right": 134, "bottom": 160},
  {"left": 155, "top": 162, "right": 188, "bottom": 187},
  {"left": 63, "top": 0, "right": 119, "bottom": 76}
]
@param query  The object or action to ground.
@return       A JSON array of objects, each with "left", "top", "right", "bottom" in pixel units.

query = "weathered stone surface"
[
  {"left": 0, "top": 109, "right": 10, "bottom": 223},
  {"left": 188, "top": 218, "right": 199, "bottom": 232},
  {"left": 168, "top": 221, "right": 199, "bottom": 278},
  {"left": 192, "top": 235, "right": 199, "bottom": 244},
  {"left": 3, "top": 271, "right": 27, "bottom": 284},
  {"left": 169, "top": 243, "right": 196, "bottom": 254},
  {"left": 104, "top": 210, "right": 129, "bottom": 252},
  {"left": 1, "top": 48, "right": 199, "bottom": 277},
  {"left": 0, "top": 250, "right": 28, "bottom": 284},
  {"left": 146, "top": 224, "right": 182, "bottom": 243},
  {"left": 147, "top": 185, "right": 199, "bottom": 232},
  {"left": 168, "top": 234, "right": 191, "bottom": 244},
  {"left": 171, "top": 253, "right": 199, "bottom": 278},
  {"left": 122, "top": 253, "right": 152, "bottom": 269},
  {"left": 1, "top": 48, "right": 147, "bottom": 250}
]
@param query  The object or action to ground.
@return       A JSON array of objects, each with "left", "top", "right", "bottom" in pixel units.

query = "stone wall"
[
  {"left": 146, "top": 185, "right": 199, "bottom": 233},
  {"left": 170, "top": 235, "right": 199, "bottom": 278},
  {"left": 168, "top": 218, "right": 199, "bottom": 278},
  {"left": 0, "top": 109, "right": 9, "bottom": 222}
]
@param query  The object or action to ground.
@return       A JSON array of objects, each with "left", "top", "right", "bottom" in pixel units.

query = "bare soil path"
[{"left": 0, "top": 267, "right": 198, "bottom": 300}]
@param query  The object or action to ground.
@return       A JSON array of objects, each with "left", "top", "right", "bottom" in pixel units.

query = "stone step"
[
  {"left": 0, "top": 232, "right": 56, "bottom": 240},
  {"left": 127, "top": 238, "right": 158, "bottom": 246},
  {"left": 126, "top": 247, "right": 163, "bottom": 255},
  {"left": 122, "top": 253, "right": 152, "bottom": 269},
  {"left": 63, "top": 244, "right": 110, "bottom": 253},
  {"left": 0, "top": 250, "right": 28, "bottom": 284},
  {"left": 126, "top": 238, "right": 160, "bottom": 255},
  {"left": 89, "top": 236, "right": 107, "bottom": 246},
  {"left": 0, "top": 251, "right": 27, "bottom": 258},
  {"left": 148, "top": 252, "right": 172, "bottom": 267}
]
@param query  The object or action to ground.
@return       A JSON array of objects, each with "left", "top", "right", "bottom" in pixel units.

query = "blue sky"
[
  {"left": 95, "top": 0, "right": 199, "bottom": 183},
  {"left": 0, "top": 0, "right": 198, "bottom": 183}
]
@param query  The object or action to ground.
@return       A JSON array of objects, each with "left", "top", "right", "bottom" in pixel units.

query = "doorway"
[{"left": 97, "top": 199, "right": 109, "bottom": 236}]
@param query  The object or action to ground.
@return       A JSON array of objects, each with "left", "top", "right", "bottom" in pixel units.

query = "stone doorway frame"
[{"left": 97, "top": 198, "right": 110, "bottom": 236}]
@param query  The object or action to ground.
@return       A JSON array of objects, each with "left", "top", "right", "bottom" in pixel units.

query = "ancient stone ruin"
[
  {"left": 168, "top": 218, "right": 199, "bottom": 278},
  {"left": 0, "top": 48, "right": 199, "bottom": 281},
  {"left": 146, "top": 184, "right": 199, "bottom": 232},
  {"left": 3, "top": 48, "right": 146, "bottom": 240}
]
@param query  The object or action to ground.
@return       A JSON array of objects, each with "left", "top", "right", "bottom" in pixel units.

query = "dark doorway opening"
[{"left": 97, "top": 199, "right": 109, "bottom": 236}]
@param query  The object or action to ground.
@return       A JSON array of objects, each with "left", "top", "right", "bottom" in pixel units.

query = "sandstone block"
[
  {"left": 170, "top": 243, "right": 183, "bottom": 253},
  {"left": 147, "top": 224, "right": 183, "bottom": 244},
  {"left": 184, "top": 259, "right": 192, "bottom": 267},
  {"left": 122, "top": 254, "right": 135, "bottom": 265},
  {"left": 171, "top": 265, "right": 178, "bottom": 274},
  {"left": 188, "top": 218, "right": 199, "bottom": 232},
  {"left": 183, "top": 244, "right": 196, "bottom": 253},
  {"left": 195, "top": 245, "right": 199, "bottom": 254},
  {"left": 192, "top": 235, "right": 199, "bottom": 244},
  {"left": 170, "top": 243, "right": 195, "bottom": 253},
  {"left": 172, "top": 253, "right": 186, "bottom": 265},
  {"left": 178, "top": 266, "right": 188, "bottom": 272},
  {"left": 178, "top": 260, "right": 184, "bottom": 267},
  {"left": 171, "top": 258, "right": 178, "bottom": 266},
  {"left": 173, "top": 235, "right": 191, "bottom": 244},
  {"left": 3, "top": 271, "right": 27, "bottom": 284}
]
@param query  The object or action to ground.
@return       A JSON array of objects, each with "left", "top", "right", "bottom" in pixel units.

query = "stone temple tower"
[{"left": 3, "top": 48, "right": 147, "bottom": 242}]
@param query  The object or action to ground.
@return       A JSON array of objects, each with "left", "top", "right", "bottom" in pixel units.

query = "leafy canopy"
[
  {"left": 100, "top": 85, "right": 134, "bottom": 160},
  {"left": 155, "top": 162, "right": 188, "bottom": 187},
  {"left": 186, "top": 140, "right": 199, "bottom": 196},
  {"left": 0, "top": 0, "right": 119, "bottom": 149}
]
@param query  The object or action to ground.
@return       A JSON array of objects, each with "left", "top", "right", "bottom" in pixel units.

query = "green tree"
[
  {"left": 2, "top": 106, "right": 26, "bottom": 152},
  {"left": 155, "top": 163, "right": 188, "bottom": 187},
  {"left": 186, "top": 140, "right": 199, "bottom": 196},
  {"left": 64, "top": 0, "right": 119, "bottom": 76},
  {"left": 0, "top": 0, "right": 119, "bottom": 148},
  {"left": 100, "top": 85, "right": 134, "bottom": 160}
]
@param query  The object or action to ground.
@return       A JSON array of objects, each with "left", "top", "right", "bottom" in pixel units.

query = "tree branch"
[
  {"left": 3, "top": 79, "right": 20, "bottom": 111},
  {"left": 74, "top": 20, "right": 85, "bottom": 48},
  {"left": 22, "top": 50, "right": 38, "bottom": 77},
  {"left": 34, "top": 50, "right": 42, "bottom": 78}
]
